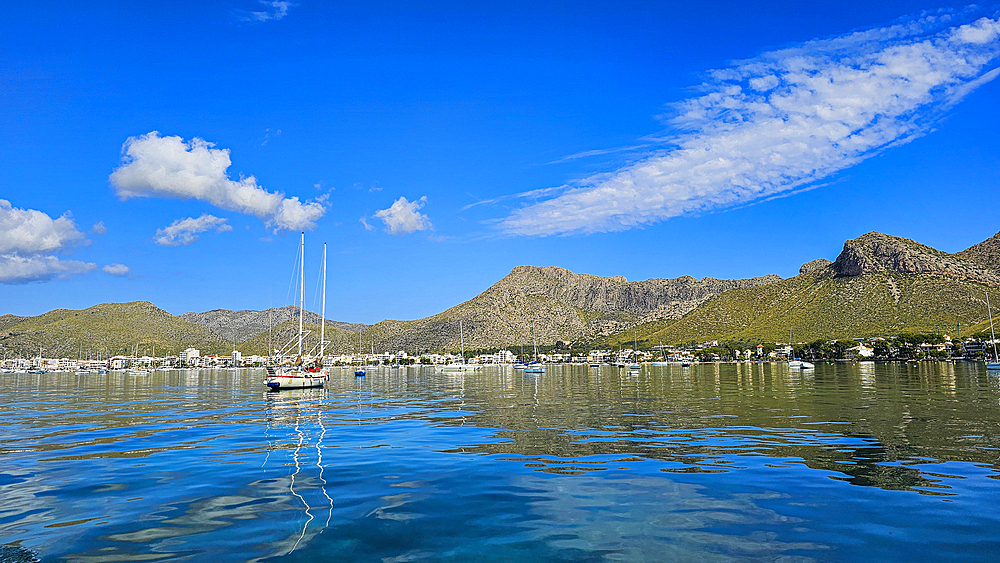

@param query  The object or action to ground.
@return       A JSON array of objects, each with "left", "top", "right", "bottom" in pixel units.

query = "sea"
[{"left": 2, "top": 362, "right": 999, "bottom": 561}]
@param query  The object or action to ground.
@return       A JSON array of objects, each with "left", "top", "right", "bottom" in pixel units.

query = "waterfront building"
[{"left": 180, "top": 348, "right": 200, "bottom": 365}]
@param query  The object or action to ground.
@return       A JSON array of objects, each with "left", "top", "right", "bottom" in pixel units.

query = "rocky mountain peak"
[
  {"left": 799, "top": 258, "right": 832, "bottom": 275},
  {"left": 832, "top": 232, "right": 1000, "bottom": 285},
  {"left": 955, "top": 231, "right": 1000, "bottom": 270},
  {"left": 493, "top": 265, "right": 781, "bottom": 316}
]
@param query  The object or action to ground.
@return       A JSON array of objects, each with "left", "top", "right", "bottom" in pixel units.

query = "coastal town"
[{"left": 3, "top": 332, "right": 994, "bottom": 373}]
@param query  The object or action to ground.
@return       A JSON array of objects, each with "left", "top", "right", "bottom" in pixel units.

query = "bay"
[{"left": 1, "top": 362, "right": 999, "bottom": 561}]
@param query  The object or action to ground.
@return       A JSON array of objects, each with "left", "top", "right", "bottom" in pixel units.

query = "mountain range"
[{"left": 3, "top": 230, "right": 999, "bottom": 358}]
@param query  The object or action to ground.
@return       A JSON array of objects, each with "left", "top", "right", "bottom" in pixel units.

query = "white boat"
[
  {"left": 523, "top": 321, "right": 545, "bottom": 374},
  {"left": 627, "top": 328, "right": 641, "bottom": 369},
  {"left": 438, "top": 364, "right": 481, "bottom": 372},
  {"left": 266, "top": 234, "right": 328, "bottom": 391},
  {"left": 127, "top": 368, "right": 150, "bottom": 376},
  {"left": 985, "top": 290, "right": 1000, "bottom": 370},
  {"left": 438, "top": 320, "right": 480, "bottom": 372}
]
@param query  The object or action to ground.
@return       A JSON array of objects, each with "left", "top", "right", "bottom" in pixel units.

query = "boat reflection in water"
[{"left": 263, "top": 387, "right": 334, "bottom": 555}]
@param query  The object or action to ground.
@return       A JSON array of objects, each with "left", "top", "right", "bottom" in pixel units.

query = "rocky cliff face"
[
  {"left": 180, "top": 306, "right": 367, "bottom": 343},
  {"left": 489, "top": 266, "right": 781, "bottom": 316},
  {"left": 799, "top": 259, "right": 832, "bottom": 275},
  {"left": 367, "top": 266, "right": 782, "bottom": 351},
  {"left": 831, "top": 232, "right": 1000, "bottom": 285}
]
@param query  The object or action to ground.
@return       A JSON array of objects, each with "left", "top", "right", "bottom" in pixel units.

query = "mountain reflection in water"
[{"left": 1, "top": 363, "right": 998, "bottom": 562}]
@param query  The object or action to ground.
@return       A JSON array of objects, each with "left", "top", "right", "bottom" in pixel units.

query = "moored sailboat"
[
  {"left": 437, "top": 320, "right": 480, "bottom": 371},
  {"left": 523, "top": 321, "right": 545, "bottom": 374},
  {"left": 266, "top": 234, "right": 329, "bottom": 390},
  {"left": 985, "top": 290, "right": 1000, "bottom": 370}
]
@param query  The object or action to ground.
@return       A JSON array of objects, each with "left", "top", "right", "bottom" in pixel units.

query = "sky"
[{"left": 2, "top": 1, "right": 999, "bottom": 323}]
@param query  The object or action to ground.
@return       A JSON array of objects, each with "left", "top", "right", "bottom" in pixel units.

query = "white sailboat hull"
[
  {"left": 266, "top": 370, "right": 328, "bottom": 389},
  {"left": 437, "top": 364, "right": 480, "bottom": 372}
]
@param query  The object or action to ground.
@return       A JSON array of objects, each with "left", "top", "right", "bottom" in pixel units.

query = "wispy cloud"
[
  {"left": 546, "top": 142, "right": 659, "bottom": 165},
  {"left": 0, "top": 199, "right": 93, "bottom": 284},
  {"left": 102, "top": 263, "right": 130, "bottom": 277},
  {"left": 374, "top": 196, "right": 433, "bottom": 235},
  {"left": 234, "top": 1, "right": 293, "bottom": 23},
  {"left": 110, "top": 132, "right": 326, "bottom": 231},
  {"left": 154, "top": 214, "right": 233, "bottom": 247},
  {"left": 501, "top": 11, "right": 1000, "bottom": 236},
  {"left": 91, "top": 221, "right": 107, "bottom": 235}
]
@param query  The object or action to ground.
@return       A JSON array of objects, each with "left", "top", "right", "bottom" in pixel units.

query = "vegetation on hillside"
[
  {"left": 641, "top": 270, "right": 992, "bottom": 345},
  {"left": 0, "top": 302, "right": 226, "bottom": 358}
]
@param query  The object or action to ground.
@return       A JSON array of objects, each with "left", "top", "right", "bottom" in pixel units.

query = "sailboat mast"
[
  {"left": 532, "top": 320, "right": 538, "bottom": 362},
  {"left": 298, "top": 232, "right": 304, "bottom": 357},
  {"left": 320, "top": 242, "right": 327, "bottom": 359},
  {"left": 460, "top": 320, "right": 465, "bottom": 363},
  {"left": 987, "top": 290, "right": 998, "bottom": 362}
]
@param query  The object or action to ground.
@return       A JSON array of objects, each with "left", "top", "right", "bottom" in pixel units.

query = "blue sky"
[{"left": 2, "top": 1, "right": 999, "bottom": 323}]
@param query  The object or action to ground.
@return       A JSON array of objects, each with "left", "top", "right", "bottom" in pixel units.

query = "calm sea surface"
[{"left": 2, "top": 363, "right": 1000, "bottom": 562}]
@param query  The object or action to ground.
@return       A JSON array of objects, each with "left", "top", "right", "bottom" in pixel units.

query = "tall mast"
[
  {"left": 460, "top": 320, "right": 465, "bottom": 363},
  {"left": 298, "top": 232, "right": 304, "bottom": 357},
  {"left": 532, "top": 320, "right": 538, "bottom": 362},
  {"left": 988, "top": 290, "right": 998, "bottom": 362},
  {"left": 320, "top": 242, "right": 327, "bottom": 359}
]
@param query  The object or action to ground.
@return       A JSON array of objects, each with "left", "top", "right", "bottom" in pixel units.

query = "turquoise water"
[{"left": 2, "top": 362, "right": 999, "bottom": 561}]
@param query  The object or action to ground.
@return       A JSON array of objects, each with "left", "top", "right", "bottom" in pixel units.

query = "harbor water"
[{"left": 2, "top": 362, "right": 999, "bottom": 561}]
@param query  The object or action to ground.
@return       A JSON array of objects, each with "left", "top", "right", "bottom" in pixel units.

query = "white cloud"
[
  {"left": 0, "top": 254, "right": 96, "bottom": 285},
  {"left": 234, "top": 1, "right": 292, "bottom": 22},
  {"left": 110, "top": 132, "right": 325, "bottom": 231},
  {"left": 0, "top": 199, "right": 87, "bottom": 254},
  {"left": 501, "top": 12, "right": 1000, "bottom": 236},
  {"left": 154, "top": 214, "right": 233, "bottom": 247},
  {"left": 0, "top": 200, "right": 93, "bottom": 284},
  {"left": 374, "top": 196, "right": 432, "bottom": 235},
  {"left": 102, "top": 263, "right": 130, "bottom": 276},
  {"left": 91, "top": 221, "right": 107, "bottom": 235}
]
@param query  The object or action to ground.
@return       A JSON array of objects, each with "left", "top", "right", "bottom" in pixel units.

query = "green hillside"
[
  {"left": 0, "top": 301, "right": 227, "bottom": 358},
  {"left": 648, "top": 270, "right": 991, "bottom": 344}
]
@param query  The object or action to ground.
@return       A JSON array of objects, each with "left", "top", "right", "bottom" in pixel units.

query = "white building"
[{"left": 180, "top": 348, "right": 200, "bottom": 364}]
